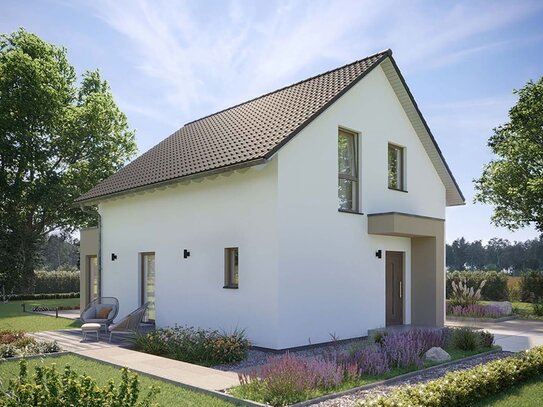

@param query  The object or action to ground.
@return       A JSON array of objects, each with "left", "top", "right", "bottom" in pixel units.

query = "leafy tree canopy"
[
  {"left": 474, "top": 76, "right": 543, "bottom": 231},
  {"left": 0, "top": 29, "right": 137, "bottom": 293}
]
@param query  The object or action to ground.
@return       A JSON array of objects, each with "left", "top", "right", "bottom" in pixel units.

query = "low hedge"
[
  {"left": 446, "top": 271, "right": 509, "bottom": 301},
  {"left": 359, "top": 346, "right": 543, "bottom": 406},
  {"left": 11, "top": 292, "right": 79, "bottom": 301}
]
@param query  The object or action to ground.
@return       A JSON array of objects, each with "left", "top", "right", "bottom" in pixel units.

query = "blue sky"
[{"left": 2, "top": 0, "right": 543, "bottom": 243}]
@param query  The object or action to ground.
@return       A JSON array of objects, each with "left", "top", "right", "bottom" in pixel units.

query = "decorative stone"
[
  {"left": 488, "top": 301, "right": 513, "bottom": 315},
  {"left": 424, "top": 347, "right": 451, "bottom": 362}
]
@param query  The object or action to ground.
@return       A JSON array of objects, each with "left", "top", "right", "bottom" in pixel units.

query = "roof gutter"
[{"left": 74, "top": 157, "right": 269, "bottom": 206}]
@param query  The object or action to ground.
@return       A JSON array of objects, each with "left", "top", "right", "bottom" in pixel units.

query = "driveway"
[{"left": 446, "top": 318, "right": 543, "bottom": 352}]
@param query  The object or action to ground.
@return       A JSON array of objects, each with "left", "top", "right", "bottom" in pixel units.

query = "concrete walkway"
[
  {"left": 76, "top": 347, "right": 239, "bottom": 391},
  {"left": 30, "top": 328, "right": 240, "bottom": 391},
  {"left": 446, "top": 318, "right": 543, "bottom": 352}
]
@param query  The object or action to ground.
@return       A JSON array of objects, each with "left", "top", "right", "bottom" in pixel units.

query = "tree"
[
  {"left": 474, "top": 76, "right": 543, "bottom": 232},
  {"left": 0, "top": 29, "right": 137, "bottom": 294}
]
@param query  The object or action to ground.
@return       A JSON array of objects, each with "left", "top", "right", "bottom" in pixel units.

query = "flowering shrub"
[
  {"left": 133, "top": 326, "right": 249, "bottom": 366},
  {"left": 359, "top": 346, "right": 543, "bottom": 407},
  {"left": 382, "top": 329, "right": 445, "bottom": 369},
  {"left": 0, "top": 360, "right": 159, "bottom": 407},
  {"left": 447, "top": 303, "right": 506, "bottom": 318},
  {"left": 0, "top": 330, "right": 60, "bottom": 359},
  {"left": 237, "top": 353, "right": 343, "bottom": 405}
]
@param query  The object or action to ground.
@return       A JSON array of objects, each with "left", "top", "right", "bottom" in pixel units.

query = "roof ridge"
[{"left": 184, "top": 49, "right": 392, "bottom": 126}]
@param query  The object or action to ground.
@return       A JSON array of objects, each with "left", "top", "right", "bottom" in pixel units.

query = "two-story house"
[{"left": 77, "top": 49, "right": 464, "bottom": 350}]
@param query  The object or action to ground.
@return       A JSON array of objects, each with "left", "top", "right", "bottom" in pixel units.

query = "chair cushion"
[
  {"left": 97, "top": 307, "right": 112, "bottom": 319},
  {"left": 81, "top": 323, "right": 101, "bottom": 331}
]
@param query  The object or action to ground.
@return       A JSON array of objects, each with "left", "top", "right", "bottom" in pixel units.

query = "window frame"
[
  {"left": 388, "top": 143, "right": 406, "bottom": 192},
  {"left": 338, "top": 128, "right": 360, "bottom": 213},
  {"left": 224, "top": 247, "right": 239, "bottom": 289}
]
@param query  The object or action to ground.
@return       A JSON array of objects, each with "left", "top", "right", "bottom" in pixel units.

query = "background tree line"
[{"left": 446, "top": 236, "right": 543, "bottom": 273}]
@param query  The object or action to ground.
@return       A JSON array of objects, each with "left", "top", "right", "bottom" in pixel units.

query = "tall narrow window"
[
  {"left": 388, "top": 144, "right": 405, "bottom": 190},
  {"left": 338, "top": 129, "right": 359, "bottom": 211},
  {"left": 141, "top": 253, "right": 156, "bottom": 323},
  {"left": 224, "top": 248, "right": 239, "bottom": 289},
  {"left": 87, "top": 256, "right": 98, "bottom": 303}
]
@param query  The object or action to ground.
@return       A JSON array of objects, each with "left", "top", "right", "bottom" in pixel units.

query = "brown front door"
[{"left": 386, "top": 251, "right": 404, "bottom": 326}]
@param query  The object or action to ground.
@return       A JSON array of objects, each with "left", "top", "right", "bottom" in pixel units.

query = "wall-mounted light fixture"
[
  {"left": 375, "top": 250, "right": 382, "bottom": 259},
  {"left": 183, "top": 249, "right": 190, "bottom": 259},
  {"left": 111, "top": 253, "right": 117, "bottom": 261}
]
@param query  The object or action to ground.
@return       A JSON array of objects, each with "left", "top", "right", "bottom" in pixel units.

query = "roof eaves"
[
  {"left": 385, "top": 55, "right": 465, "bottom": 206},
  {"left": 74, "top": 156, "right": 269, "bottom": 206}
]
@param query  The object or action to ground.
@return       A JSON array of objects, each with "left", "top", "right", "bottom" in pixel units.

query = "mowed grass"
[
  {"left": 0, "top": 298, "right": 81, "bottom": 332},
  {"left": 0, "top": 354, "right": 235, "bottom": 407},
  {"left": 474, "top": 377, "right": 543, "bottom": 406}
]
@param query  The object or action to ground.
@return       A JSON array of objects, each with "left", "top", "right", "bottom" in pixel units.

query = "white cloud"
[{"left": 87, "top": 0, "right": 542, "bottom": 120}]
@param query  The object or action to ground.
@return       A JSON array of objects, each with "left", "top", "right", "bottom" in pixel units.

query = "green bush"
[
  {"left": 134, "top": 326, "right": 250, "bottom": 366},
  {"left": 33, "top": 270, "right": 80, "bottom": 294},
  {"left": 532, "top": 297, "right": 543, "bottom": 316},
  {"left": 446, "top": 271, "right": 509, "bottom": 301},
  {"left": 478, "top": 330, "right": 495, "bottom": 348},
  {"left": 450, "top": 328, "right": 480, "bottom": 351},
  {"left": 0, "top": 360, "right": 159, "bottom": 407},
  {"left": 359, "top": 346, "right": 543, "bottom": 406},
  {"left": 520, "top": 270, "right": 543, "bottom": 303}
]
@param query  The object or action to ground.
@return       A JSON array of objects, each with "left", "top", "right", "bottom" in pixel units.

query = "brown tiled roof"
[{"left": 75, "top": 50, "right": 391, "bottom": 203}]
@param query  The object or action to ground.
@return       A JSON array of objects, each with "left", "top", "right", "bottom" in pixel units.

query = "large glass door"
[
  {"left": 141, "top": 253, "right": 155, "bottom": 323},
  {"left": 87, "top": 256, "right": 98, "bottom": 303}
]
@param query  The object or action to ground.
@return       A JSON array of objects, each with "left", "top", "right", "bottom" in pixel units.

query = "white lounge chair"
[
  {"left": 108, "top": 302, "right": 150, "bottom": 342},
  {"left": 80, "top": 297, "right": 119, "bottom": 333}
]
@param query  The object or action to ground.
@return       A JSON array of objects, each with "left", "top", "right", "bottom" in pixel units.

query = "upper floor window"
[
  {"left": 338, "top": 129, "right": 359, "bottom": 211},
  {"left": 388, "top": 143, "right": 405, "bottom": 190}
]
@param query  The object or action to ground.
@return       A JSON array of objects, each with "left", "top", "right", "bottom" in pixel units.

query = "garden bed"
[
  {"left": 227, "top": 327, "right": 498, "bottom": 406},
  {"left": 0, "top": 329, "right": 61, "bottom": 359}
]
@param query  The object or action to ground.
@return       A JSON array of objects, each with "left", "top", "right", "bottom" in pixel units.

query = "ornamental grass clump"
[{"left": 449, "top": 277, "right": 486, "bottom": 307}]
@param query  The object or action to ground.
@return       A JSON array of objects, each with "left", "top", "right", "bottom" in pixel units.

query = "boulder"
[
  {"left": 487, "top": 301, "right": 513, "bottom": 315},
  {"left": 424, "top": 347, "right": 451, "bottom": 362}
]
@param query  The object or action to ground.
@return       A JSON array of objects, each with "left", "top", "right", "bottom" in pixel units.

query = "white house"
[{"left": 77, "top": 50, "right": 464, "bottom": 350}]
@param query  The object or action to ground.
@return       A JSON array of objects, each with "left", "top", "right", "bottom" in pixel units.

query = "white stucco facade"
[{"left": 96, "top": 65, "right": 448, "bottom": 350}]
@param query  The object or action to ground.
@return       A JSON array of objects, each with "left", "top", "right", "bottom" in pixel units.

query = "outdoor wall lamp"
[
  {"left": 183, "top": 249, "right": 190, "bottom": 259},
  {"left": 111, "top": 253, "right": 117, "bottom": 261},
  {"left": 375, "top": 250, "right": 382, "bottom": 259}
]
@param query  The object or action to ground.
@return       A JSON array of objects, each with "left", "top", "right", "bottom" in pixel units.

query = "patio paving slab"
[{"left": 76, "top": 347, "right": 239, "bottom": 391}]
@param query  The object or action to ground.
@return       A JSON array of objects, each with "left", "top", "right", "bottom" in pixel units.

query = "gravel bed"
[
  {"left": 309, "top": 350, "right": 512, "bottom": 407},
  {"left": 214, "top": 338, "right": 369, "bottom": 372}
]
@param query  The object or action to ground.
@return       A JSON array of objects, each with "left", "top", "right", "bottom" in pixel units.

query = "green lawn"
[
  {"left": 511, "top": 301, "right": 543, "bottom": 320},
  {"left": 0, "top": 298, "right": 81, "bottom": 332},
  {"left": 474, "top": 377, "right": 543, "bottom": 406},
  {"left": 0, "top": 354, "right": 234, "bottom": 406}
]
